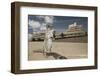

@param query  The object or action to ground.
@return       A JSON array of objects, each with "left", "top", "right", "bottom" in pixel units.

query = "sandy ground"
[{"left": 28, "top": 41, "right": 88, "bottom": 60}]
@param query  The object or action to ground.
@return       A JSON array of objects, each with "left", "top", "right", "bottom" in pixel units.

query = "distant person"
[
  {"left": 53, "top": 31, "right": 56, "bottom": 39},
  {"left": 61, "top": 32, "right": 64, "bottom": 38},
  {"left": 43, "top": 25, "right": 54, "bottom": 56}
]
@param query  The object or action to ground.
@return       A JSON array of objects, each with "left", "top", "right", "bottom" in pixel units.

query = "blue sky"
[{"left": 28, "top": 15, "right": 88, "bottom": 34}]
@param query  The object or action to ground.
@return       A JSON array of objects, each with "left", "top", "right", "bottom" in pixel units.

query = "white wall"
[{"left": 0, "top": 0, "right": 100, "bottom": 76}]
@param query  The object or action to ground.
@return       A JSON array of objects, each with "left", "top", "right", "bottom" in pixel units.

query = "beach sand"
[{"left": 28, "top": 41, "right": 88, "bottom": 60}]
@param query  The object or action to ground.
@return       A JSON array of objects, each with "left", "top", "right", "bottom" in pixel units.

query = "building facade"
[{"left": 64, "top": 22, "right": 86, "bottom": 37}]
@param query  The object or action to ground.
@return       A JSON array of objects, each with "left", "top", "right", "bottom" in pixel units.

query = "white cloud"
[
  {"left": 40, "top": 26, "right": 46, "bottom": 31},
  {"left": 28, "top": 16, "right": 54, "bottom": 32},
  {"left": 40, "top": 23, "right": 46, "bottom": 31},
  {"left": 28, "top": 19, "right": 41, "bottom": 29},
  {"left": 39, "top": 16, "right": 54, "bottom": 31},
  {"left": 36, "top": 16, "right": 44, "bottom": 19},
  {"left": 44, "top": 16, "right": 54, "bottom": 24},
  {"left": 36, "top": 15, "right": 54, "bottom": 24}
]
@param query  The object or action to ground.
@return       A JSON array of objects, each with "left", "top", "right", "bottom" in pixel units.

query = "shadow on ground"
[{"left": 33, "top": 50, "right": 67, "bottom": 59}]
